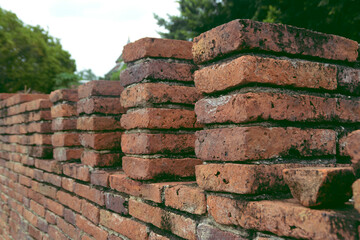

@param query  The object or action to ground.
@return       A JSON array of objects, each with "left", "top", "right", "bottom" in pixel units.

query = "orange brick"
[
  {"left": 75, "top": 183, "right": 105, "bottom": 206},
  {"left": 81, "top": 150, "right": 122, "bottom": 167},
  {"left": 52, "top": 132, "right": 80, "bottom": 147},
  {"left": 56, "top": 191, "right": 82, "bottom": 213},
  {"left": 76, "top": 215, "right": 108, "bottom": 240},
  {"left": 45, "top": 198, "right": 64, "bottom": 216},
  {"left": 77, "top": 97, "right": 125, "bottom": 115},
  {"left": 49, "top": 89, "right": 78, "bottom": 103},
  {"left": 54, "top": 148, "right": 83, "bottom": 161},
  {"left": 80, "top": 132, "right": 122, "bottom": 150},
  {"left": 77, "top": 116, "right": 121, "bottom": 131},
  {"left": 51, "top": 103, "right": 77, "bottom": 118},
  {"left": 62, "top": 163, "right": 90, "bottom": 182},
  {"left": 81, "top": 200, "right": 100, "bottom": 224},
  {"left": 78, "top": 80, "right": 123, "bottom": 99}
]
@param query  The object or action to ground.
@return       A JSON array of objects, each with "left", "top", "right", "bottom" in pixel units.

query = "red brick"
[
  {"left": 342, "top": 130, "right": 360, "bottom": 176},
  {"left": 80, "top": 132, "right": 122, "bottom": 150},
  {"left": 35, "top": 159, "right": 62, "bottom": 174},
  {"left": 109, "top": 173, "right": 194, "bottom": 203},
  {"left": 56, "top": 216, "right": 81, "bottom": 240},
  {"left": 81, "top": 150, "right": 122, "bottom": 167},
  {"left": 78, "top": 80, "right": 123, "bottom": 99},
  {"left": 63, "top": 208, "right": 76, "bottom": 225},
  {"left": 27, "top": 122, "right": 52, "bottom": 133},
  {"left": 121, "top": 108, "right": 199, "bottom": 130},
  {"left": 31, "top": 181, "right": 57, "bottom": 199},
  {"left": 52, "top": 133, "right": 80, "bottom": 147},
  {"left": 129, "top": 199, "right": 196, "bottom": 239},
  {"left": 76, "top": 214, "right": 108, "bottom": 240},
  {"left": 45, "top": 210, "right": 56, "bottom": 224},
  {"left": 148, "top": 232, "right": 171, "bottom": 240},
  {"left": 194, "top": 56, "right": 337, "bottom": 94},
  {"left": 48, "top": 225, "right": 68, "bottom": 240},
  {"left": 19, "top": 175, "right": 32, "bottom": 187},
  {"left": 104, "top": 192, "right": 128, "bottom": 215},
  {"left": 196, "top": 92, "right": 360, "bottom": 124},
  {"left": 28, "top": 224, "right": 43, "bottom": 240},
  {"left": 77, "top": 116, "right": 121, "bottom": 130},
  {"left": 122, "top": 37, "right": 193, "bottom": 63},
  {"left": 197, "top": 223, "right": 248, "bottom": 240},
  {"left": 123, "top": 156, "right": 202, "bottom": 180},
  {"left": 165, "top": 185, "right": 206, "bottom": 215},
  {"left": 77, "top": 97, "right": 125, "bottom": 115},
  {"left": 63, "top": 163, "right": 90, "bottom": 182},
  {"left": 195, "top": 127, "right": 336, "bottom": 161},
  {"left": 29, "top": 145, "right": 53, "bottom": 158},
  {"left": 121, "top": 132, "right": 195, "bottom": 154},
  {"left": 61, "top": 177, "right": 75, "bottom": 192},
  {"left": 0, "top": 93, "right": 16, "bottom": 101},
  {"left": 31, "top": 134, "right": 52, "bottom": 145},
  {"left": 43, "top": 172, "right": 62, "bottom": 187},
  {"left": 192, "top": 19, "right": 358, "bottom": 64},
  {"left": 352, "top": 179, "right": 360, "bottom": 213},
  {"left": 207, "top": 195, "right": 359, "bottom": 240},
  {"left": 49, "top": 89, "right": 78, "bottom": 103},
  {"left": 90, "top": 169, "right": 121, "bottom": 187},
  {"left": 23, "top": 208, "right": 38, "bottom": 226},
  {"left": 283, "top": 167, "right": 355, "bottom": 207},
  {"left": 75, "top": 183, "right": 105, "bottom": 206},
  {"left": 26, "top": 99, "right": 52, "bottom": 111},
  {"left": 52, "top": 118, "right": 77, "bottom": 131},
  {"left": 120, "top": 61, "right": 196, "bottom": 87},
  {"left": 56, "top": 191, "right": 82, "bottom": 213},
  {"left": 30, "top": 200, "right": 45, "bottom": 217},
  {"left": 81, "top": 200, "right": 100, "bottom": 224},
  {"left": 4, "top": 94, "right": 47, "bottom": 108},
  {"left": 338, "top": 67, "right": 360, "bottom": 95},
  {"left": 51, "top": 103, "right": 77, "bottom": 118},
  {"left": 100, "top": 209, "right": 149, "bottom": 240},
  {"left": 53, "top": 148, "right": 83, "bottom": 161}
]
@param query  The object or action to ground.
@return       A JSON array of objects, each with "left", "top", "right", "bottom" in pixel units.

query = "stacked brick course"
[{"left": 0, "top": 19, "right": 360, "bottom": 240}]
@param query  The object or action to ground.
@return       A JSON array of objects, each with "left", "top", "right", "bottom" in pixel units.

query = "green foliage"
[
  {"left": 77, "top": 69, "right": 98, "bottom": 81},
  {"left": 155, "top": 0, "right": 360, "bottom": 42},
  {"left": 0, "top": 7, "right": 77, "bottom": 93},
  {"left": 110, "top": 62, "right": 127, "bottom": 81}
]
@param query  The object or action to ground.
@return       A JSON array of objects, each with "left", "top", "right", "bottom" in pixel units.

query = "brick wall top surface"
[
  {"left": 192, "top": 19, "right": 359, "bottom": 64},
  {"left": 78, "top": 80, "right": 123, "bottom": 99},
  {"left": 0, "top": 93, "right": 16, "bottom": 100},
  {"left": 49, "top": 89, "right": 78, "bottom": 103},
  {"left": 0, "top": 94, "right": 48, "bottom": 109},
  {"left": 122, "top": 37, "right": 193, "bottom": 63}
]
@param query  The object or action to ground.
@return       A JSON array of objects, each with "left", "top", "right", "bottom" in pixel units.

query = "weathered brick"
[
  {"left": 123, "top": 156, "right": 202, "bottom": 180},
  {"left": 81, "top": 150, "right": 122, "bottom": 167},
  {"left": 45, "top": 210, "right": 56, "bottom": 225},
  {"left": 122, "top": 132, "right": 195, "bottom": 154},
  {"left": 56, "top": 216, "right": 81, "bottom": 239},
  {"left": 196, "top": 127, "right": 336, "bottom": 161},
  {"left": 129, "top": 199, "right": 197, "bottom": 240},
  {"left": 77, "top": 97, "right": 125, "bottom": 115},
  {"left": 51, "top": 103, "right": 77, "bottom": 118},
  {"left": 43, "top": 172, "right": 62, "bottom": 187},
  {"left": 56, "top": 191, "right": 82, "bottom": 213},
  {"left": 196, "top": 163, "right": 307, "bottom": 194},
  {"left": 52, "top": 132, "right": 80, "bottom": 147},
  {"left": 75, "top": 183, "right": 105, "bottom": 206},
  {"left": 342, "top": 130, "right": 360, "bottom": 176},
  {"left": 45, "top": 198, "right": 64, "bottom": 216},
  {"left": 283, "top": 167, "right": 355, "bottom": 207},
  {"left": 30, "top": 200, "right": 45, "bottom": 217},
  {"left": 196, "top": 92, "right": 360, "bottom": 124},
  {"left": 192, "top": 19, "right": 358, "bottom": 64},
  {"left": 122, "top": 37, "right": 193, "bottom": 63},
  {"left": 104, "top": 192, "right": 128, "bottom": 215},
  {"left": 31, "top": 181, "right": 57, "bottom": 199},
  {"left": 120, "top": 61, "right": 196, "bottom": 87},
  {"left": 61, "top": 177, "right": 75, "bottom": 192},
  {"left": 353, "top": 179, "right": 360, "bottom": 213},
  {"left": 197, "top": 223, "right": 248, "bottom": 240},
  {"left": 62, "top": 163, "right": 90, "bottom": 182},
  {"left": 194, "top": 55, "right": 337, "bottom": 94},
  {"left": 53, "top": 148, "right": 83, "bottom": 161},
  {"left": 4, "top": 94, "right": 47, "bottom": 108},
  {"left": 338, "top": 67, "right": 360, "bottom": 95},
  {"left": 77, "top": 116, "right": 121, "bottom": 131},
  {"left": 80, "top": 132, "right": 122, "bottom": 150},
  {"left": 49, "top": 89, "right": 78, "bottom": 103},
  {"left": 27, "top": 122, "right": 52, "bottom": 133},
  {"left": 35, "top": 159, "right": 62, "bottom": 174},
  {"left": 76, "top": 214, "right": 108, "bottom": 240},
  {"left": 121, "top": 108, "right": 199, "bottom": 130},
  {"left": 91, "top": 169, "right": 120, "bottom": 187},
  {"left": 109, "top": 173, "right": 194, "bottom": 203},
  {"left": 207, "top": 195, "right": 359, "bottom": 240},
  {"left": 52, "top": 118, "right": 77, "bottom": 131},
  {"left": 148, "top": 232, "right": 172, "bottom": 240},
  {"left": 63, "top": 208, "right": 76, "bottom": 226},
  {"left": 100, "top": 209, "right": 149, "bottom": 239},
  {"left": 81, "top": 200, "right": 100, "bottom": 224},
  {"left": 48, "top": 225, "right": 68, "bottom": 240},
  {"left": 78, "top": 80, "right": 123, "bottom": 99},
  {"left": 165, "top": 185, "right": 206, "bottom": 215}
]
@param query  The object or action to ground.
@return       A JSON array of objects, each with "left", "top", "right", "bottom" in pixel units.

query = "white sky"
[{"left": 0, "top": 0, "right": 179, "bottom": 77}]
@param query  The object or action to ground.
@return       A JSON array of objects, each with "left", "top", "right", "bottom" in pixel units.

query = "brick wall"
[{"left": 0, "top": 19, "right": 360, "bottom": 240}]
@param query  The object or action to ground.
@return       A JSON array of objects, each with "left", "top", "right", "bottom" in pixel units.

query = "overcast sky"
[{"left": 0, "top": 0, "right": 179, "bottom": 77}]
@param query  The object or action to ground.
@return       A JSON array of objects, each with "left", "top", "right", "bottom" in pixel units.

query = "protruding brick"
[
  {"left": 123, "top": 156, "right": 202, "bottom": 180},
  {"left": 57, "top": 191, "right": 82, "bottom": 213},
  {"left": 165, "top": 185, "right": 206, "bottom": 215},
  {"left": 104, "top": 192, "right": 128, "bottom": 215},
  {"left": 49, "top": 89, "right": 78, "bottom": 103},
  {"left": 5, "top": 94, "right": 48, "bottom": 107},
  {"left": 194, "top": 55, "right": 337, "bottom": 94},
  {"left": 52, "top": 133, "right": 80, "bottom": 147},
  {"left": 80, "top": 132, "right": 122, "bottom": 150},
  {"left": 338, "top": 67, "right": 360, "bottom": 94},
  {"left": 122, "top": 37, "right": 193, "bottom": 63},
  {"left": 76, "top": 215, "right": 108, "bottom": 240},
  {"left": 81, "top": 150, "right": 122, "bottom": 167},
  {"left": 51, "top": 103, "right": 77, "bottom": 118},
  {"left": 353, "top": 179, "right": 360, "bottom": 213},
  {"left": 52, "top": 118, "right": 77, "bottom": 131},
  {"left": 192, "top": 19, "right": 358, "bottom": 64},
  {"left": 196, "top": 127, "right": 336, "bottom": 161},
  {"left": 63, "top": 163, "right": 90, "bottom": 182},
  {"left": 100, "top": 209, "right": 149, "bottom": 240},
  {"left": 81, "top": 200, "right": 100, "bottom": 224},
  {"left": 283, "top": 167, "right": 355, "bottom": 207},
  {"left": 91, "top": 169, "right": 121, "bottom": 187},
  {"left": 207, "top": 195, "right": 359, "bottom": 240},
  {"left": 53, "top": 148, "right": 83, "bottom": 161},
  {"left": 77, "top": 116, "right": 121, "bottom": 131},
  {"left": 77, "top": 97, "right": 125, "bottom": 115},
  {"left": 75, "top": 183, "right": 105, "bottom": 206},
  {"left": 121, "top": 132, "right": 195, "bottom": 154},
  {"left": 129, "top": 199, "right": 196, "bottom": 240},
  {"left": 342, "top": 130, "right": 360, "bottom": 176},
  {"left": 197, "top": 223, "right": 248, "bottom": 240},
  {"left": 121, "top": 108, "right": 199, "bottom": 130},
  {"left": 120, "top": 82, "right": 200, "bottom": 107},
  {"left": 120, "top": 60, "right": 196, "bottom": 87},
  {"left": 78, "top": 80, "right": 123, "bottom": 99}
]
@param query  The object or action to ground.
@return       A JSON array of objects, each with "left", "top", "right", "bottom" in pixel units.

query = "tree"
[
  {"left": 77, "top": 69, "right": 98, "bottom": 80},
  {"left": 0, "top": 7, "right": 77, "bottom": 93},
  {"left": 154, "top": 0, "right": 360, "bottom": 42}
]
